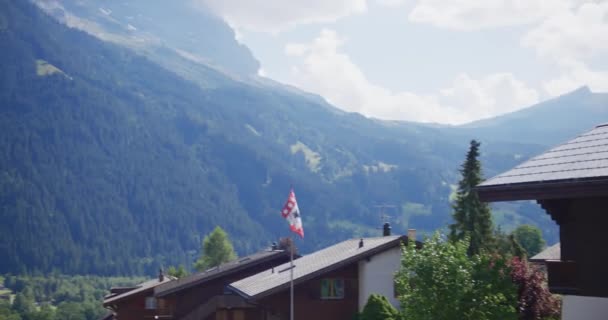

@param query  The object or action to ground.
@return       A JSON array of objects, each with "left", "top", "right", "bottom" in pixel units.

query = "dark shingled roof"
[
  {"left": 530, "top": 243, "right": 561, "bottom": 262},
  {"left": 227, "top": 236, "right": 404, "bottom": 300},
  {"left": 477, "top": 123, "right": 608, "bottom": 201},
  {"left": 155, "top": 249, "right": 289, "bottom": 297},
  {"left": 103, "top": 276, "right": 174, "bottom": 306}
]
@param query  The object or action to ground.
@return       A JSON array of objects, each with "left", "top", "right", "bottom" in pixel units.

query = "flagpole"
[{"left": 290, "top": 236, "right": 294, "bottom": 320}]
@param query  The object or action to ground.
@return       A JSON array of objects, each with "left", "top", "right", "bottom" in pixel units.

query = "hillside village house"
[
  {"left": 154, "top": 248, "right": 293, "bottom": 320},
  {"left": 103, "top": 271, "right": 175, "bottom": 319},
  {"left": 103, "top": 247, "right": 291, "bottom": 320},
  {"left": 225, "top": 229, "right": 416, "bottom": 320},
  {"left": 102, "top": 224, "right": 416, "bottom": 320},
  {"left": 476, "top": 123, "right": 608, "bottom": 320}
]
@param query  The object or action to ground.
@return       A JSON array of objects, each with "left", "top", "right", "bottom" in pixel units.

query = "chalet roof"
[
  {"left": 530, "top": 243, "right": 561, "bottom": 262},
  {"left": 155, "top": 249, "right": 289, "bottom": 297},
  {"left": 477, "top": 123, "right": 608, "bottom": 201},
  {"left": 227, "top": 235, "right": 405, "bottom": 300},
  {"left": 103, "top": 276, "right": 174, "bottom": 306}
]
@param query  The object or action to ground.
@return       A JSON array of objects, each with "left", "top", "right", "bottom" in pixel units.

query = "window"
[
  {"left": 145, "top": 296, "right": 157, "bottom": 310},
  {"left": 320, "top": 278, "right": 344, "bottom": 299}
]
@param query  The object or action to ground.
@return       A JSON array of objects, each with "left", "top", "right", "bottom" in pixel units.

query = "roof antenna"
[{"left": 375, "top": 204, "right": 397, "bottom": 236}]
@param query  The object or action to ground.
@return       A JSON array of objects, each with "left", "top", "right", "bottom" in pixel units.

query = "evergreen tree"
[
  {"left": 194, "top": 226, "right": 237, "bottom": 271},
  {"left": 11, "top": 293, "right": 34, "bottom": 315},
  {"left": 449, "top": 140, "right": 494, "bottom": 256}
]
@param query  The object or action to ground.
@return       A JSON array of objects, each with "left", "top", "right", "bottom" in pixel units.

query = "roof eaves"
[
  {"left": 103, "top": 285, "right": 152, "bottom": 306},
  {"left": 476, "top": 176, "right": 608, "bottom": 202},
  {"left": 225, "top": 283, "right": 252, "bottom": 300}
]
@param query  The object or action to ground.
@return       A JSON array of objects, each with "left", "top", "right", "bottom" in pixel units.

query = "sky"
[{"left": 197, "top": 0, "right": 608, "bottom": 124}]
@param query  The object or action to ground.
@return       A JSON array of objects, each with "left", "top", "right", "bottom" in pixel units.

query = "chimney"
[
  {"left": 359, "top": 238, "right": 364, "bottom": 248},
  {"left": 407, "top": 229, "right": 416, "bottom": 242},
  {"left": 383, "top": 222, "right": 391, "bottom": 236},
  {"left": 158, "top": 267, "right": 164, "bottom": 282}
]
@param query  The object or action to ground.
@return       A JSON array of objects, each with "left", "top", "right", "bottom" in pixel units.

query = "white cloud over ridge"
[
  {"left": 408, "top": 0, "right": 571, "bottom": 30},
  {"left": 543, "top": 60, "right": 608, "bottom": 96},
  {"left": 196, "top": 0, "right": 367, "bottom": 32},
  {"left": 522, "top": 2, "right": 608, "bottom": 61},
  {"left": 285, "top": 30, "right": 538, "bottom": 124},
  {"left": 199, "top": 0, "right": 607, "bottom": 123}
]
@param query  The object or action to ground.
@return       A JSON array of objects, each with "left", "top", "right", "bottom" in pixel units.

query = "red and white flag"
[{"left": 280, "top": 188, "right": 304, "bottom": 238}]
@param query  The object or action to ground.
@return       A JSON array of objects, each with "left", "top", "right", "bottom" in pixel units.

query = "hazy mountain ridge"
[
  {"left": 33, "top": 0, "right": 260, "bottom": 78},
  {"left": 452, "top": 86, "right": 608, "bottom": 146},
  {"left": 4, "top": 0, "right": 606, "bottom": 276}
]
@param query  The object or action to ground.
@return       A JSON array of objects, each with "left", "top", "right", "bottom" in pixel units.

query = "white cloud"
[
  {"left": 375, "top": 0, "right": 406, "bottom": 7},
  {"left": 196, "top": 0, "right": 367, "bottom": 32},
  {"left": 284, "top": 30, "right": 538, "bottom": 124},
  {"left": 440, "top": 73, "right": 539, "bottom": 120},
  {"left": 522, "top": 2, "right": 608, "bottom": 62},
  {"left": 408, "top": 0, "right": 573, "bottom": 30},
  {"left": 516, "top": 2, "right": 608, "bottom": 97},
  {"left": 543, "top": 60, "right": 608, "bottom": 96}
]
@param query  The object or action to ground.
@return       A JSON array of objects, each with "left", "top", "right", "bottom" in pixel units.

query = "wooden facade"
[
  {"left": 538, "top": 197, "right": 608, "bottom": 297},
  {"left": 103, "top": 275, "right": 175, "bottom": 320},
  {"left": 223, "top": 263, "right": 360, "bottom": 320},
  {"left": 110, "top": 293, "right": 174, "bottom": 320},
  {"left": 103, "top": 251, "right": 290, "bottom": 320},
  {"left": 162, "top": 258, "right": 289, "bottom": 320}
]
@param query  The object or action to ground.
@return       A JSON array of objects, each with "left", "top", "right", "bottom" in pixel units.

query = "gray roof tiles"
[
  {"left": 155, "top": 249, "right": 288, "bottom": 297},
  {"left": 479, "top": 124, "right": 608, "bottom": 187},
  {"left": 228, "top": 236, "right": 403, "bottom": 300},
  {"left": 530, "top": 243, "right": 561, "bottom": 262}
]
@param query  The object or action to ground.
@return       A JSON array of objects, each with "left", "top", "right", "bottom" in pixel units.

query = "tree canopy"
[
  {"left": 194, "top": 226, "right": 237, "bottom": 271},
  {"left": 166, "top": 265, "right": 188, "bottom": 279},
  {"left": 513, "top": 225, "right": 546, "bottom": 257},
  {"left": 396, "top": 232, "right": 518, "bottom": 320}
]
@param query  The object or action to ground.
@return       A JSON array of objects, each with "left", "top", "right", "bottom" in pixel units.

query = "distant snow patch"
[
  {"left": 245, "top": 124, "right": 261, "bottom": 136},
  {"left": 35, "top": 60, "right": 71, "bottom": 80},
  {"left": 363, "top": 161, "right": 397, "bottom": 174}
]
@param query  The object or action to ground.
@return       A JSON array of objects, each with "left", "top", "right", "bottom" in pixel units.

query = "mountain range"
[{"left": 1, "top": 0, "right": 607, "bottom": 275}]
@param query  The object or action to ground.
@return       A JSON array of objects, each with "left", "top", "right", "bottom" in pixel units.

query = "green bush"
[{"left": 359, "top": 294, "right": 400, "bottom": 320}]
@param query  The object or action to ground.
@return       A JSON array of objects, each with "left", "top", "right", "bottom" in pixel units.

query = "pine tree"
[
  {"left": 449, "top": 140, "right": 493, "bottom": 256},
  {"left": 194, "top": 226, "right": 237, "bottom": 271}
]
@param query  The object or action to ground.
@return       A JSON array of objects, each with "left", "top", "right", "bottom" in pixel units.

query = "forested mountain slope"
[{"left": 2, "top": 0, "right": 604, "bottom": 276}]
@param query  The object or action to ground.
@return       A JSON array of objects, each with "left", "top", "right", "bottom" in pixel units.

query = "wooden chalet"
[
  {"left": 476, "top": 123, "right": 608, "bottom": 298},
  {"left": 102, "top": 247, "right": 290, "bottom": 320},
  {"left": 103, "top": 270, "right": 175, "bottom": 320},
  {"left": 153, "top": 247, "right": 292, "bottom": 320},
  {"left": 224, "top": 231, "right": 415, "bottom": 320}
]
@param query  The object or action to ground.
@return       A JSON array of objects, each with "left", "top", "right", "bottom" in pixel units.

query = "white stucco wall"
[
  {"left": 562, "top": 295, "right": 608, "bottom": 320},
  {"left": 357, "top": 246, "right": 401, "bottom": 311}
]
